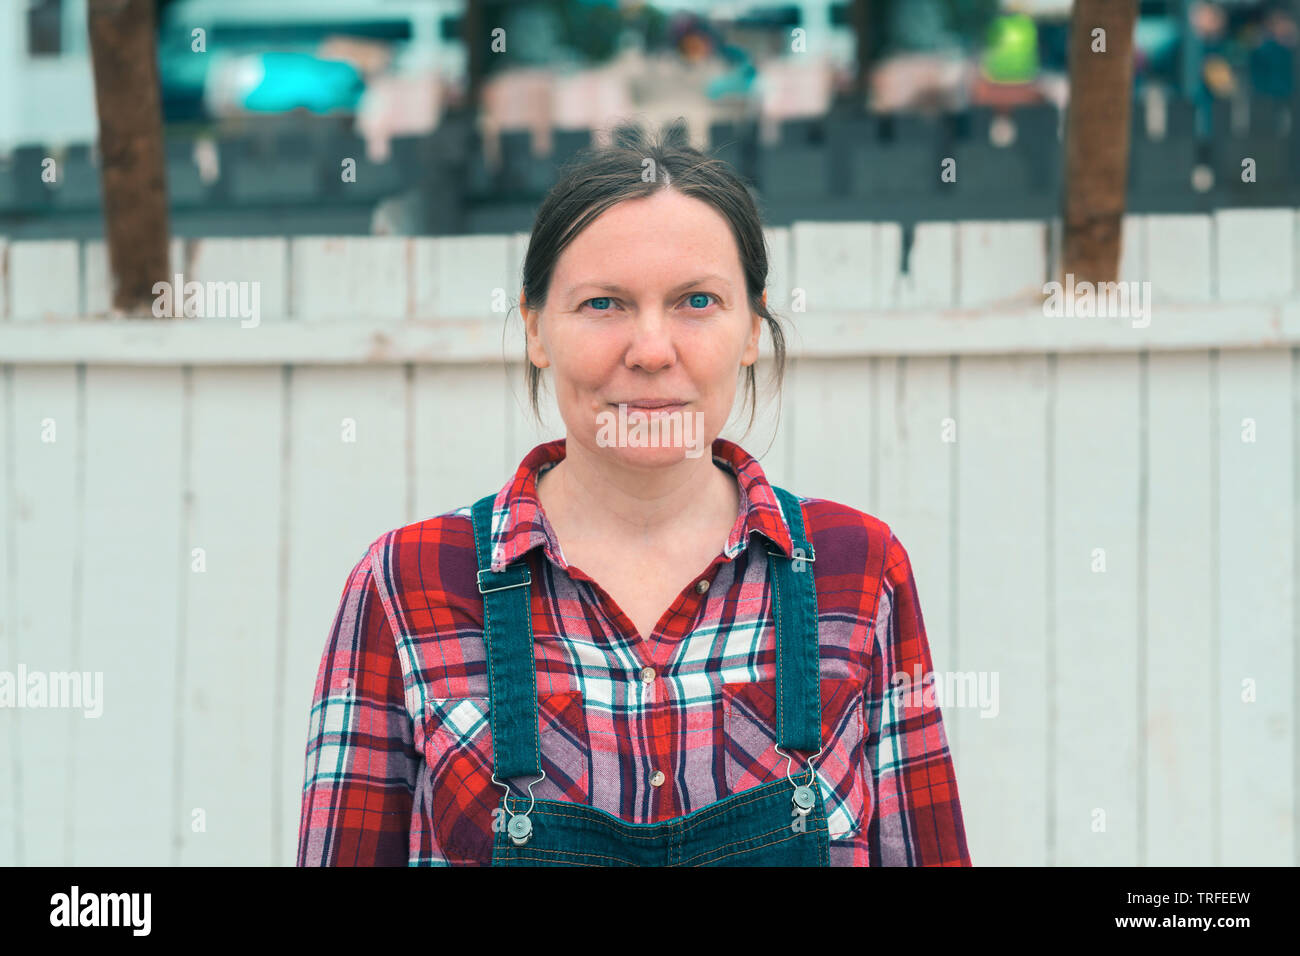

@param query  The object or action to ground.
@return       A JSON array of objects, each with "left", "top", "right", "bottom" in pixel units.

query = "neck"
[{"left": 538, "top": 437, "right": 738, "bottom": 547}]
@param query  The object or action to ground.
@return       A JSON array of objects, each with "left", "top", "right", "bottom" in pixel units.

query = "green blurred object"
[{"left": 981, "top": 13, "right": 1039, "bottom": 83}]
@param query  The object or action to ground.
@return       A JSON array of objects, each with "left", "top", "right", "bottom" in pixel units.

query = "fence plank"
[
  {"left": 1147, "top": 351, "right": 1214, "bottom": 865},
  {"left": 786, "top": 356, "right": 877, "bottom": 513},
  {"left": 1053, "top": 354, "right": 1141, "bottom": 864},
  {"left": 178, "top": 367, "right": 283, "bottom": 864},
  {"left": 7, "top": 366, "right": 80, "bottom": 865},
  {"left": 187, "top": 237, "right": 290, "bottom": 322},
  {"left": 875, "top": 356, "right": 958, "bottom": 731},
  {"left": 1147, "top": 214, "right": 1212, "bottom": 302},
  {"left": 876, "top": 223, "right": 902, "bottom": 311},
  {"left": 291, "top": 238, "right": 409, "bottom": 321},
  {"left": 726, "top": 355, "right": 791, "bottom": 488},
  {"left": 414, "top": 364, "right": 512, "bottom": 520},
  {"left": 413, "top": 235, "right": 513, "bottom": 320},
  {"left": 1294, "top": 212, "right": 1300, "bottom": 297},
  {"left": 953, "top": 354, "right": 1050, "bottom": 865},
  {"left": 897, "top": 222, "right": 956, "bottom": 309},
  {"left": 0, "top": 365, "right": 12, "bottom": 863},
  {"left": 509, "top": 230, "right": 529, "bottom": 296},
  {"left": 1119, "top": 215, "right": 1147, "bottom": 285},
  {"left": 505, "top": 360, "right": 564, "bottom": 472},
  {"left": 1214, "top": 208, "right": 1295, "bottom": 301},
  {"left": 1216, "top": 348, "right": 1294, "bottom": 864},
  {"left": 280, "top": 365, "right": 409, "bottom": 865},
  {"left": 9, "top": 241, "right": 78, "bottom": 320},
  {"left": 957, "top": 221, "right": 1046, "bottom": 308},
  {"left": 74, "top": 366, "right": 184, "bottom": 864},
  {"left": 791, "top": 222, "right": 882, "bottom": 313},
  {"left": 763, "top": 227, "right": 792, "bottom": 316}
]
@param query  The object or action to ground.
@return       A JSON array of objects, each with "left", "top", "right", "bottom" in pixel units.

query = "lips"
[
  {"left": 612, "top": 399, "right": 686, "bottom": 409},
  {"left": 612, "top": 401, "right": 688, "bottom": 417}
]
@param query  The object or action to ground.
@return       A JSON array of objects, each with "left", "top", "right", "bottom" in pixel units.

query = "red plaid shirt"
[{"left": 297, "top": 437, "right": 971, "bottom": 866}]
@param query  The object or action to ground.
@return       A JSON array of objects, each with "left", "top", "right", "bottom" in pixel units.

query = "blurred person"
[
  {"left": 1188, "top": 1, "right": 1233, "bottom": 134},
  {"left": 1248, "top": 5, "right": 1297, "bottom": 100},
  {"left": 869, "top": 51, "right": 968, "bottom": 112},
  {"left": 866, "top": 0, "right": 975, "bottom": 113},
  {"left": 667, "top": 10, "right": 757, "bottom": 100}
]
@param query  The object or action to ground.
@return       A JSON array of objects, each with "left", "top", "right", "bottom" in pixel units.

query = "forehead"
[{"left": 553, "top": 190, "right": 742, "bottom": 284}]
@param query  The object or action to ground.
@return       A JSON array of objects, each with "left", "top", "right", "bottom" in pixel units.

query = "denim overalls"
[{"left": 469, "top": 485, "right": 830, "bottom": 866}]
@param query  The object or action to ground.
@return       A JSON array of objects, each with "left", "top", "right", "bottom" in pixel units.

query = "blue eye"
[
  {"left": 585, "top": 296, "right": 613, "bottom": 311},
  {"left": 686, "top": 293, "right": 715, "bottom": 309}
]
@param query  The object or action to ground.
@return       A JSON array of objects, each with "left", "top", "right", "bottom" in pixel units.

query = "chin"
[
  {"left": 625, "top": 445, "right": 709, "bottom": 466},
  {"left": 589, "top": 434, "right": 713, "bottom": 465},
  {"left": 585, "top": 405, "right": 715, "bottom": 463}
]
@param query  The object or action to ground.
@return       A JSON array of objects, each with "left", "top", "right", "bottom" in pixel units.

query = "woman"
[{"left": 297, "top": 120, "right": 971, "bottom": 866}]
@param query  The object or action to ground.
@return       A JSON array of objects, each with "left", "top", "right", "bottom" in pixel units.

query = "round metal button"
[
  {"left": 640, "top": 666, "right": 656, "bottom": 684},
  {"left": 650, "top": 770, "right": 665, "bottom": 787},
  {"left": 792, "top": 785, "right": 815, "bottom": 815},
  {"left": 507, "top": 814, "right": 532, "bottom": 845},
  {"left": 694, "top": 579, "right": 710, "bottom": 594}
]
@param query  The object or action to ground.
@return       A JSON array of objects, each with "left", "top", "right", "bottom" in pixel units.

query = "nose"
[{"left": 623, "top": 309, "right": 676, "bottom": 373}]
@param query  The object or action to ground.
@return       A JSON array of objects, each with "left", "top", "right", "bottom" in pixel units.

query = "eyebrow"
[{"left": 563, "top": 274, "right": 732, "bottom": 298}]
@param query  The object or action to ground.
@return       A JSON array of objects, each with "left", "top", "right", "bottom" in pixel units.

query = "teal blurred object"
[
  {"left": 889, "top": 0, "right": 961, "bottom": 52},
  {"left": 1135, "top": 17, "right": 1179, "bottom": 73},
  {"left": 707, "top": 65, "right": 756, "bottom": 99},
  {"left": 241, "top": 52, "right": 364, "bottom": 113}
]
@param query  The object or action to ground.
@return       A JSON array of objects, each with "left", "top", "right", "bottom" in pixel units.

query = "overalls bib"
[{"left": 469, "top": 484, "right": 830, "bottom": 866}]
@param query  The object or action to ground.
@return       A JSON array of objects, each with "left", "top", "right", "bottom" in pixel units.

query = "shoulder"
[
  {"left": 346, "top": 505, "right": 482, "bottom": 622},
  {"left": 783, "top": 492, "right": 920, "bottom": 616},
  {"left": 370, "top": 504, "right": 478, "bottom": 556},
  {"left": 782, "top": 492, "right": 901, "bottom": 577}
]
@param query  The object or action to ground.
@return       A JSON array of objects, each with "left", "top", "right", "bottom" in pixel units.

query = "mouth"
[{"left": 610, "top": 400, "right": 688, "bottom": 414}]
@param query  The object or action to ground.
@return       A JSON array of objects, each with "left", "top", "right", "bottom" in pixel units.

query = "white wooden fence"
[{"left": 0, "top": 208, "right": 1297, "bottom": 866}]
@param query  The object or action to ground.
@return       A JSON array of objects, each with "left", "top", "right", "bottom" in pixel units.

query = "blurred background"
[
  {"left": 0, "top": 0, "right": 1297, "bottom": 871},
  {"left": 2, "top": 0, "right": 1298, "bottom": 237}
]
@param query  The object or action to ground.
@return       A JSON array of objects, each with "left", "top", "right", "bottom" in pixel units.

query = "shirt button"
[
  {"left": 639, "top": 666, "right": 656, "bottom": 684},
  {"left": 650, "top": 770, "right": 665, "bottom": 787},
  {"left": 694, "top": 579, "right": 710, "bottom": 594}
]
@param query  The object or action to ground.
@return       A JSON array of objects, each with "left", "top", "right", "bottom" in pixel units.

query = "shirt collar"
[{"left": 485, "top": 437, "right": 797, "bottom": 573}]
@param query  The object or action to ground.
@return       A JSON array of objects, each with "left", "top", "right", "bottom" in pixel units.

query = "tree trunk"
[
  {"left": 462, "top": 0, "right": 486, "bottom": 112},
  {"left": 87, "top": 0, "right": 170, "bottom": 316},
  {"left": 851, "top": 0, "right": 873, "bottom": 107},
  {"left": 1061, "top": 0, "right": 1138, "bottom": 283}
]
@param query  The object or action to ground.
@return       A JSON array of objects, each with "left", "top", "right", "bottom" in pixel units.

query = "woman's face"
[{"left": 523, "top": 189, "right": 763, "bottom": 468}]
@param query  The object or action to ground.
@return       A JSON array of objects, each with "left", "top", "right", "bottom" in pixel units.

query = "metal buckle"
[
  {"left": 492, "top": 770, "right": 547, "bottom": 846},
  {"left": 477, "top": 567, "right": 531, "bottom": 594},
  {"left": 774, "top": 743, "right": 824, "bottom": 816},
  {"left": 767, "top": 543, "right": 815, "bottom": 563}
]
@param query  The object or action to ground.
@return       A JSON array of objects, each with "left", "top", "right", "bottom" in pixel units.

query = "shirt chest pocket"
[
  {"left": 720, "top": 677, "right": 869, "bottom": 841},
  {"left": 419, "top": 690, "right": 592, "bottom": 841}
]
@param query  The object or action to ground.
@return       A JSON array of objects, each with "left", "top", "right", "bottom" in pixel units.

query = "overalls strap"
[
  {"left": 471, "top": 485, "right": 822, "bottom": 779},
  {"left": 768, "top": 485, "right": 822, "bottom": 754},
  {"left": 470, "top": 493, "right": 543, "bottom": 781}
]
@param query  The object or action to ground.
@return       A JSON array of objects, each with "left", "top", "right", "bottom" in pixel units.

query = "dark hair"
[{"left": 515, "top": 117, "right": 786, "bottom": 440}]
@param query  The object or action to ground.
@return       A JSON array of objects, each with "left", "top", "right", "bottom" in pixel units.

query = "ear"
[
  {"left": 522, "top": 291, "right": 550, "bottom": 369},
  {"left": 740, "top": 291, "right": 764, "bottom": 367}
]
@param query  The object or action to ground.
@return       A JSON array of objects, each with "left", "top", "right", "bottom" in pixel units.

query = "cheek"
[
  {"left": 548, "top": 331, "right": 620, "bottom": 394},
  {"left": 691, "top": 340, "right": 748, "bottom": 392}
]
